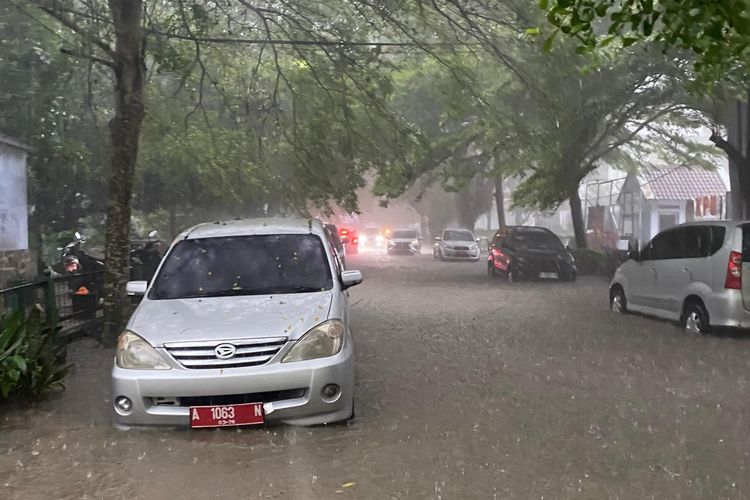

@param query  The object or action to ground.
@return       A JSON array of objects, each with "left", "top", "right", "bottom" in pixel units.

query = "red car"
[{"left": 339, "top": 228, "right": 359, "bottom": 254}]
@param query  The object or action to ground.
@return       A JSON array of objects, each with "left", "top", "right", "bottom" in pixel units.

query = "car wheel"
[
  {"left": 561, "top": 271, "right": 577, "bottom": 282},
  {"left": 683, "top": 300, "right": 710, "bottom": 335},
  {"left": 505, "top": 265, "right": 515, "bottom": 284},
  {"left": 487, "top": 262, "right": 497, "bottom": 277},
  {"left": 610, "top": 286, "right": 627, "bottom": 314}
]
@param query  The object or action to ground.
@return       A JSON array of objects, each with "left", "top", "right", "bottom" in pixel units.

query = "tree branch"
[
  {"left": 710, "top": 128, "right": 750, "bottom": 169},
  {"left": 60, "top": 47, "right": 114, "bottom": 68},
  {"left": 35, "top": 2, "right": 114, "bottom": 57}
]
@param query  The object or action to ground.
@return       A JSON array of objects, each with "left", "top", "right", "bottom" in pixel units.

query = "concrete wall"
[{"left": 0, "top": 139, "right": 29, "bottom": 251}]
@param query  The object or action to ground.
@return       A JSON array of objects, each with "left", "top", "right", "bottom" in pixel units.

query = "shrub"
[
  {"left": 571, "top": 248, "right": 628, "bottom": 278},
  {"left": 0, "top": 308, "right": 72, "bottom": 399},
  {"left": 571, "top": 248, "right": 608, "bottom": 276}
]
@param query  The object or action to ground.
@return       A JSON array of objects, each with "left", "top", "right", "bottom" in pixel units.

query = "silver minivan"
[
  {"left": 112, "top": 218, "right": 362, "bottom": 429},
  {"left": 610, "top": 221, "right": 750, "bottom": 334}
]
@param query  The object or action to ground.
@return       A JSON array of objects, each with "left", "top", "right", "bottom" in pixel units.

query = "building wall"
[{"left": 0, "top": 141, "right": 29, "bottom": 251}]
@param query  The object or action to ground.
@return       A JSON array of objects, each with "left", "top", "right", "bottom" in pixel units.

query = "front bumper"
[
  {"left": 388, "top": 243, "right": 420, "bottom": 254},
  {"left": 111, "top": 341, "right": 354, "bottom": 429},
  {"left": 515, "top": 260, "right": 576, "bottom": 279},
  {"left": 442, "top": 247, "right": 480, "bottom": 260}
]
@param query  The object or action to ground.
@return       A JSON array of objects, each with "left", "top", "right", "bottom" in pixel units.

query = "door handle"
[{"left": 683, "top": 267, "right": 693, "bottom": 279}]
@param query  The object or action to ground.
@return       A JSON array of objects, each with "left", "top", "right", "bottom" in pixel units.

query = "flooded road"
[{"left": 2, "top": 252, "right": 750, "bottom": 499}]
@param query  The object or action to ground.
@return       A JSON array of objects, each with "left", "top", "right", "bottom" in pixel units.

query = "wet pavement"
[{"left": 2, "top": 252, "right": 750, "bottom": 499}]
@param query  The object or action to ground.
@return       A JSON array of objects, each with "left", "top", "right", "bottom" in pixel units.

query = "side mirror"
[
  {"left": 340, "top": 270, "right": 363, "bottom": 289},
  {"left": 628, "top": 250, "right": 640, "bottom": 261},
  {"left": 434, "top": 236, "right": 442, "bottom": 242},
  {"left": 126, "top": 280, "right": 148, "bottom": 296}
]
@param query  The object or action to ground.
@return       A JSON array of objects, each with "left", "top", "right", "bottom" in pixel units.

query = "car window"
[
  {"left": 512, "top": 228, "right": 564, "bottom": 250},
  {"left": 648, "top": 228, "right": 686, "bottom": 260},
  {"left": 682, "top": 226, "right": 723, "bottom": 258},
  {"left": 443, "top": 230, "right": 474, "bottom": 241},
  {"left": 150, "top": 234, "right": 333, "bottom": 299},
  {"left": 709, "top": 226, "right": 726, "bottom": 255}
]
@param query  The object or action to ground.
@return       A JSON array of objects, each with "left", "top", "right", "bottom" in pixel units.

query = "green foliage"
[
  {"left": 570, "top": 248, "right": 608, "bottom": 276},
  {"left": 542, "top": 0, "right": 750, "bottom": 90},
  {"left": 0, "top": 309, "right": 72, "bottom": 399}
]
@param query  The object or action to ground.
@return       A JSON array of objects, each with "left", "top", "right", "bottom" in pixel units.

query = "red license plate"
[{"left": 189, "top": 402, "right": 264, "bottom": 428}]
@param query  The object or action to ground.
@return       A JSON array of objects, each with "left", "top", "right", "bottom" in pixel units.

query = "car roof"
[
  {"left": 676, "top": 220, "right": 742, "bottom": 228},
  {"left": 179, "top": 218, "right": 324, "bottom": 240}
]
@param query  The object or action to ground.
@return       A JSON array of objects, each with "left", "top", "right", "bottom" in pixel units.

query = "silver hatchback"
[
  {"left": 112, "top": 218, "right": 362, "bottom": 429},
  {"left": 610, "top": 221, "right": 750, "bottom": 334}
]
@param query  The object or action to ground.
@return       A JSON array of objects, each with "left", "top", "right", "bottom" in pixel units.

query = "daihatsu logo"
[{"left": 214, "top": 343, "right": 237, "bottom": 359}]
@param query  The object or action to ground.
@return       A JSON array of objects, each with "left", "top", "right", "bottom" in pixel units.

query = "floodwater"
[{"left": 2, "top": 253, "right": 750, "bottom": 498}]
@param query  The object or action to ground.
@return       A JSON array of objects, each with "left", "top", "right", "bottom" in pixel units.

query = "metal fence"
[{"left": 0, "top": 271, "right": 104, "bottom": 338}]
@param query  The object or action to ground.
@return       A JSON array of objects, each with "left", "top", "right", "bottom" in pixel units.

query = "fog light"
[
  {"left": 321, "top": 384, "right": 341, "bottom": 402},
  {"left": 115, "top": 396, "right": 133, "bottom": 415}
]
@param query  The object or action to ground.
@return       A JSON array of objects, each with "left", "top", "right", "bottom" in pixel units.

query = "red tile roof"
[{"left": 640, "top": 166, "right": 726, "bottom": 200}]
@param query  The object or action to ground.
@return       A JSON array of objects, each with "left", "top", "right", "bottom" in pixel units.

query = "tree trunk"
[
  {"left": 493, "top": 174, "right": 506, "bottom": 228},
  {"left": 102, "top": 1, "right": 145, "bottom": 342},
  {"left": 569, "top": 188, "right": 587, "bottom": 249}
]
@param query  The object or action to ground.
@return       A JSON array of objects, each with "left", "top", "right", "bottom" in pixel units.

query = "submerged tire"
[{"left": 683, "top": 300, "right": 710, "bottom": 335}]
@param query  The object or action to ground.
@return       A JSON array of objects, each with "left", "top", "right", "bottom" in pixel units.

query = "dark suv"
[{"left": 487, "top": 226, "right": 576, "bottom": 283}]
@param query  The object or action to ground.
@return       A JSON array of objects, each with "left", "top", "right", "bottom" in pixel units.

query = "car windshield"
[
  {"left": 443, "top": 230, "right": 474, "bottom": 241},
  {"left": 513, "top": 229, "right": 564, "bottom": 250},
  {"left": 393, "top": 230, "right": 418, "bottom": 239},
  {"left": 149, "top": 234, "right": 333, "bottom": 299}
]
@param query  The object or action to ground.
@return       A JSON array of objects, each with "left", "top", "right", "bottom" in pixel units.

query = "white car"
[
  {"left": 112, "top": 218, "right": 362, "bottom": 429},
  {"left": 387, "top": 229, "right": 422, "bottom": 255},
  {"left": 433, "top": 229, "right": 481, "bottom": 261},
  {"left": 610, "top": 221, "right": 750, "bottom": 334}
]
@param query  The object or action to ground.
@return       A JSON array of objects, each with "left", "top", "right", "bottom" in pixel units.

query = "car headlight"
[
  {"left": 470, "top": 244, "right": 479, "bottom": 250},
  {"left": 116, "top": 330, "right": 171, "bottom": 369},
  {"left": 282, "top": 320, "right": 344, "bottom": 363},
  {"left": 412, "top": 240, "right": 419, "bottom": 246},
  {"left": 359, "top": 235, "right": 368, "bottom": 244}
]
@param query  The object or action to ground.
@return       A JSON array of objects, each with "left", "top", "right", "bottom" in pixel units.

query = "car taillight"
[
  {"left": 352, "top": 238, "right": 358, "bottom": 244},
  {"left": 725, "top": 251, "right": 743, "bottom": 289}
]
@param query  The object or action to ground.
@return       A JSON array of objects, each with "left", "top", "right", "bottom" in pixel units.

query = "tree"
[
  {"left": 542, "top": 0, "right": 750, "bottom": 87},
  {"left": 17, "top": 0, "right": 432, "bottom": 338},
  {"left": 542, "top": 0, "right": 750, "bottom": 217},
  {"left": 512, "top": 42, "right": 717, "bottom": 248}
]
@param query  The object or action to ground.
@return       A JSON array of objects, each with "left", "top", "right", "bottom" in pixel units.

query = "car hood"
[{"left": 128, "top": 291, "right": 334, "bottom": 346}]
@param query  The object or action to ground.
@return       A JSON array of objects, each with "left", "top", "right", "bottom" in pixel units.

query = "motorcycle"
[{"left": 129, "top": 230, "right": 162, "bottom": 282}]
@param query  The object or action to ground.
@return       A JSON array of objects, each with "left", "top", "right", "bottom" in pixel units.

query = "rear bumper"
[
  {"left": 705, "top": 290, "right": 750, "bottom": 328},
  {"left": 111, "top": 342, "right": 354, "bottom": 428}
]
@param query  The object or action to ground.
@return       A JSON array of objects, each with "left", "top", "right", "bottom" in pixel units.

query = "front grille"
[
  {"left": 455, "top": 246, "right": 470, "bottom": 251},
  {"left": 154, "top": 389, "right": 307, "bottom": 407},
  {"left": 164, "top": 337, "right": 288, "bottom": 369}
]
